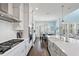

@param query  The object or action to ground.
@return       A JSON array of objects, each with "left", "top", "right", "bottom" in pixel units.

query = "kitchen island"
[{"left": 48, "top": 35, "right": 79, "bottom": 56}]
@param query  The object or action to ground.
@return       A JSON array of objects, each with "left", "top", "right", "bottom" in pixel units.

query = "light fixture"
[
  {"left": 62, "top": 19, "right": 64, "bottom": 22},
  {"left": 68, "top": 7, "right": 71, "bottom": 10},
  {"left": 59, "top": 5, "right": 64, "bottom": 40},
  {"left": 35, "top": 8, "right": 39, "bottom": 10},
  {"left": 0, "top": 14, "right": 4, "bottom": 16},
  {"left": 1, "top": 15, "right": 4, "bottom": 16},
  {"left": 61, "top": 5, "right": 64, "bottom": 22}
]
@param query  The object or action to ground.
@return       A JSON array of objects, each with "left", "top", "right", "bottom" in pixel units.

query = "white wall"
[
  {"left": 0, "top": 3, "right": 29, "bottom": 43},
  {"left": 34, "top": 15, "right": 56, "bottom": 21},
  {"left": 23, "top": 4, "right": 29, "bottom": 39},
  {"left": 35, "top": 21, "right": 52, "bottom": 37},
  {"left": 29, "top": 6, "right": 32, "bottom": 27},
  {"left": 0, "top": 20, "right": 16, "bottom": 43}
]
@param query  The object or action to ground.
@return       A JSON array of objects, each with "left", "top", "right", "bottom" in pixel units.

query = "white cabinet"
[
  {"left": 13, "top": 4, "right": 20, "bottom": 19},
  {"left": 60, "top": 51, "right": 67, "bottom": 56},
  {"left": 48, "top": 40, "right": 67, "bottom": 56},
  {"left": 0, "top": 3, "right": 20, "bottom": 22},
  {"left": 3, "top": 41, "right": 26, "bottom": 56},
  {"left": 13, "top": 41, "right": 25, "bottom": 56},
  {"left": 0, "top": 3, "right": 8, "bottom": 13},
  {"left": 48, "top": 40, "right": 56, "bottom": 56},
  {"left": 33, "top": 33, "right": 36, "bottom": 43},
  {"left": 15, "top": 4, "right": 24, "bottom": 30},
  {"left": 8, "top": 3, "right": 20, "bottom": 19},
  {"left": 25, "top": 40, "right": 33, "bottom": 55},
  {"left": 8, "top": 3, "right": 13, "bottom": 15}
]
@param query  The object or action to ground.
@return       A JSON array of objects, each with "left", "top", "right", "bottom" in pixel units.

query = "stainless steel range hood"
[{"left": 0, "top": 11, "right": 20, "bottom": 22}]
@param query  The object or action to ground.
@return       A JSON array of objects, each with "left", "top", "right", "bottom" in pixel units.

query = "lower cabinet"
[
  {"left": 25, "top": 40, "right": 33, "bottom": 55},
  {"left": 48, "top": 40, "right": 67, "bottom": 56},
  {"left": 60, "top": 50, "right": 67, "bottom": 56},
  {"left": 3, "top": 41, "right": 26, "bottom": 56}
]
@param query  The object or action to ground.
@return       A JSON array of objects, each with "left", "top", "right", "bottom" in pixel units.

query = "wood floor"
[{"left": 28, "top": 38, "right": 49, "bottom": 56}]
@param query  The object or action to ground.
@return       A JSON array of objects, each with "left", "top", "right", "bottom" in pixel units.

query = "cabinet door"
[
  {"left": 3, "top": 41, "right": 25, "bottom": 56},
  {"left": 54, "top": 44, "right": 61, "bottom": 56},
  {"left": 60, "top": 50, "right": 67, "bottom": 56},
  {"left": 48, "top": 40, "right": 57, "bottom": 56},
  {"left": 13, "top": 3, "right": 20, "bottom": 19},
  {"left": 48, "top": 40, "right": 52, "bottom": 52},
  {"left": 3, "top": 51, "right": 15, "bottom": 56},
  {"left": 0, "top": 3, "right": 8, "bottom": 13},
  {"left": 51, "top": 43, "right": 58, "bottom": 56},
  {"left": 14, "top": 41, "right": 25, "bottom": 56},
  {"left": 51, "top": 51, "right": 58, "bottom": 56}
]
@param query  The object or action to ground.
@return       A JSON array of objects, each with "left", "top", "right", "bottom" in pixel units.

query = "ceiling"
[{"left": 29, "top": 3, "right": 79, "bottom": 21}]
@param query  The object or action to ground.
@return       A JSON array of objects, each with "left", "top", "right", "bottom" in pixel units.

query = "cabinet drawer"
[
  {"left": 51, "top": 50, "right": 57, "bottom": 56},
  {"left": 14, "top": 43, "right": 25, "bottom": 55},
  {"left": 60, "top": 50, "right": 67, "bottom": 56},
  {"left": 54, "top": 49, "right": 60, "bottom": 56},
  {"left": 48, "top": 40, "right": 51, "bottom": 46},
  {"left": 4, "top": 41, "right": 25, "bottom": 56},
  {"left": 53, "top": 44, "right": 61, "bottom": 56},
  {"left": 54, "top": 44, "right": 59, "bottom": 51},
  {"left": 48, "top": 40, "right": 67, "bottom": 56},
  {"left": 4, "top": 51, "right": 15, "bottom": 56}
]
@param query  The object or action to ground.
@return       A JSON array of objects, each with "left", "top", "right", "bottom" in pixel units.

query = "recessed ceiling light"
[
  {"left": 35, "top": 8, "right": 39, "bottom": 10},
  {"left": 68, "top": 7, "right": 71, "bottom": 10},
  {"left": 0, "top": 14, "right": 4, "bottom": 16},
  {"left": 1, "top": 15, "right": 4, "bottom": 16},
  {"left": 61, "top": 5, "right": 64, "bottom": 7}
]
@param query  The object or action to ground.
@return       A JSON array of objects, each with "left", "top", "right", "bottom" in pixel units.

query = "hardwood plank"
[{"left": 28, "top": 38, "right": 49, "bottom": 56}]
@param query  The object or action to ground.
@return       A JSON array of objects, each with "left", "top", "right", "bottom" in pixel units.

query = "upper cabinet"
[
  {"left": 13, "top": 4, "right": 20, "bottom": 19},
  {"left": 14, "top": 4, "right": 24, "bottom": 30},
  {"left": 0, "top": 3, "right": 8, "bottom": 13},
  {"left": 0, "top": 3, "right": 29, "bottom": 30},
  {"left": 0, "top": 3, "right": 20, "bottom": 22}
]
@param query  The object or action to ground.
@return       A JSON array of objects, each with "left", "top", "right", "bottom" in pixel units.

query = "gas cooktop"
[
  {"left": 0, "top": 46, "right": 11, "bottom": 54},
  {"left": 0, "top": 39, "right": 24, "bottom": 54}
]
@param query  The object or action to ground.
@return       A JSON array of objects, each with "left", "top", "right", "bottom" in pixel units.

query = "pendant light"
[
  {"left": 61, "top": 5, "right": 64, "bottom": 22},
  {"left": 59, "top": 5, "right": 64, "bottom": 40}
]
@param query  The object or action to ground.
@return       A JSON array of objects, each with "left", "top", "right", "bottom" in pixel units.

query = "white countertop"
[{"left": 48, "top": 35, "right": 79, "bottom": 56}]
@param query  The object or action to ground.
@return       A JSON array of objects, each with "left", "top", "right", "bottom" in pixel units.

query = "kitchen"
[
  {"left": 0, "top": 3, "right": 79, "bottom": 56},
  {"left": 0, "top": 3, "right": 31, "bottom": 56}
]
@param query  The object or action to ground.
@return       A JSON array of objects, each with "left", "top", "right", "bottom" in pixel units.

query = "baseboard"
[
  {"left": 26, "top": 46, "right": 33, "bottom": 56},
  {"left": 47, "top": 47, "right": 51, "bottom": 56}
]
